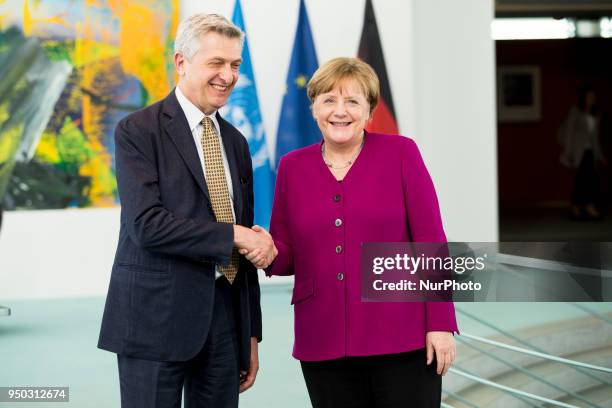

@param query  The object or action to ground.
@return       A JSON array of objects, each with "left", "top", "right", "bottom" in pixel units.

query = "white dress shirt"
[{"left": 175, "top": 86, "right": 236, "bottom": 278}]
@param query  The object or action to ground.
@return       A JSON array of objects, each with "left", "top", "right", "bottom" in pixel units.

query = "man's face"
[{"left": 175, "top": 32, "right": 242, "bottom": 114}]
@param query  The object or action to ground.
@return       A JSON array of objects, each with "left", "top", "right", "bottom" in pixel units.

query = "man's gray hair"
[{"left": 174, "top": 13, "right": 244, "bottom": 61}]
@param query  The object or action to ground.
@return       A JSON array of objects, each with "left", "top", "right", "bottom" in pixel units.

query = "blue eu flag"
[
  {"left": 222, "top": 0, "right": 274, "bottom": 228},
  {"left": 274, "top": 0, "right": 320, "bottom": 168}
]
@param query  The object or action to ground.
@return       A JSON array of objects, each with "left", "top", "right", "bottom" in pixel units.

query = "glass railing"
[{"left": 443, "top": 305, "right": 612, "bottom": 407}]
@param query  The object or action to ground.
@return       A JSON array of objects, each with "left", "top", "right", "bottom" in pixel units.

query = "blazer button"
[
  {"left": 333, "top": 194, "right": 341, "bottom": 202},
  {"left": 335, "top": 245, "right": 343, "bottom": 254},
  {"left": 335, "top": 218, "right": 342, "bottom": 227},
  {"left": 337, "top": 273, "right": 344, "bottom": 281}
]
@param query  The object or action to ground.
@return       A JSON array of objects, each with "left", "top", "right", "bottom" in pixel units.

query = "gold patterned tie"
[{"left": 201, "top": 117, "right": 239, "bottom": 284}]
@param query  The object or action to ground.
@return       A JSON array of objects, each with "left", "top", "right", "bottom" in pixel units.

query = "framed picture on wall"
[{"left": 497, "top": 65, "right": 542, "bottom": 123}]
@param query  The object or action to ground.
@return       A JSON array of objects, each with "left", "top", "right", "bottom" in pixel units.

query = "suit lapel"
[
  {"left": 217, "top": 113, "right": 244, "bottom": 225},
  {"left": 162, "top": 92, "right": 211, "bottom": 201},
  {"left": 161, "top": 91, "right": 245, "bottom": 224}
]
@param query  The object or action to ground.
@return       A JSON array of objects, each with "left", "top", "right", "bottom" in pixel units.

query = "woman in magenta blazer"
[{"left": 245, "top": 57, "right": 458, "bottom": 407}]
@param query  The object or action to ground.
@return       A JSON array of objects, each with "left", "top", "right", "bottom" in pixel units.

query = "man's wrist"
[{"left": 233, "top": 225, "right": 248, "bottom": 247}]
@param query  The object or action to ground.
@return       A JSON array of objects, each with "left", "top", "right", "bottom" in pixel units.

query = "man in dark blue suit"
[{"left": 98, "top": 13, "right": 276, "bottom": 408}]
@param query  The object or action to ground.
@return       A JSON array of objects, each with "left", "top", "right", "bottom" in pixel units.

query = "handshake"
[{"left": 233, "top": 225, "right": 278, "bottom": 269}]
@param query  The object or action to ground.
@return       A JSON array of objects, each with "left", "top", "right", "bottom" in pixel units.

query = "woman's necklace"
[{"left": 321, "top": 136, "right": 365, "bottom": 170}]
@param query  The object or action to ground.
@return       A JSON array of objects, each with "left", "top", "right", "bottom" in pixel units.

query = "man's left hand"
[{"left": 239, "top": 337, "right": 259, "bottom": 393}]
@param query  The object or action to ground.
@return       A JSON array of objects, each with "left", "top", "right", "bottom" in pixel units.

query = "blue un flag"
[
  {"left": 274, "top": 0, "right": 320, "bottom": 168},
  {"left": 222, "top": 0, "right": 274, "bottom": 228}
]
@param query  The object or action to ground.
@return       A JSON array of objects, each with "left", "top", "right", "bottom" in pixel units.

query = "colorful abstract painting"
[{"left": 0, "top": 0, "right": 178, "bottom": 209}]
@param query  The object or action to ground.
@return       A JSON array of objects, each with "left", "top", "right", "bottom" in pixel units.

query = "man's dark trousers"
[{"left": 117, "top": 278, "right": 239, "bottom": 408}]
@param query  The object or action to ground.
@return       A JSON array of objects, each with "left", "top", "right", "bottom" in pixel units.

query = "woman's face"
[
  {"left": 312, "top": 78, "right": 370, "bottom": 146},
  {"left": 586, "top": 91, "right": 596, "bottom": 108}
]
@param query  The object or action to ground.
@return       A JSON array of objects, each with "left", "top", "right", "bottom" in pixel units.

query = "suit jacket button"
[{"left": 337, "top": 273, "right": 344, "bottom": 281}]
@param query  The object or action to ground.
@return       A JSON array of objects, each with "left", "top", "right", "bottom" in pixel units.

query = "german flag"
[{"left": 358, "top": 0, "right": 399, "bottom": 135}]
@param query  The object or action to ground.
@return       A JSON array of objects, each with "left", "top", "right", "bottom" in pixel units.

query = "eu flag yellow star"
[{"left": 294, "top": 74, "right": 307, "bottom": 88}]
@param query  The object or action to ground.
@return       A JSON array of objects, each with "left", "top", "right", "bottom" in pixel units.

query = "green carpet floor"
[{"left": 1, "top": 285, "right": 610, "bottom": 407}]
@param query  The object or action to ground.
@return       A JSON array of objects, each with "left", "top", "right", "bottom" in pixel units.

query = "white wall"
[
  {"left": 0, "top": 208, "right": 120, "bottom": 299},
  {"left": 0, "top": 0, "right": 497, "bottom": 299},
  {"left": 411, "top": 0, "right": 498, "bottom": 241}
]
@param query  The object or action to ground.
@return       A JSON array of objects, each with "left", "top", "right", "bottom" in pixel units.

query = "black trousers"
[
  {"left": 117, "top": 278, "right": 239, "bottom": 408},
  {"left": 572, "top": 149, "right": 597, "bottom": 206},
  {"left": 300, "top": 348, "right": 441, "bottom": 408}
]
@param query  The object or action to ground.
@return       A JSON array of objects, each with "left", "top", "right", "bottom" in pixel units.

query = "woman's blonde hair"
[{"left": 307, "top": 57, "right": 380, "bottom": 116}]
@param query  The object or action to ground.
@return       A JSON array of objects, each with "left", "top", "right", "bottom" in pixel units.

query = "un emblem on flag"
[{"left": 222, "top": 76, "right": 269, "bottom": 170}]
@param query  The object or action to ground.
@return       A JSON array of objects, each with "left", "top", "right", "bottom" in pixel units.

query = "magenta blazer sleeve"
[
  {"left": 402, "top": 139, "right": 459, "bottom": 333},
  {"left": 266, "top": 157, "right": 294, "bottom": 277}
]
